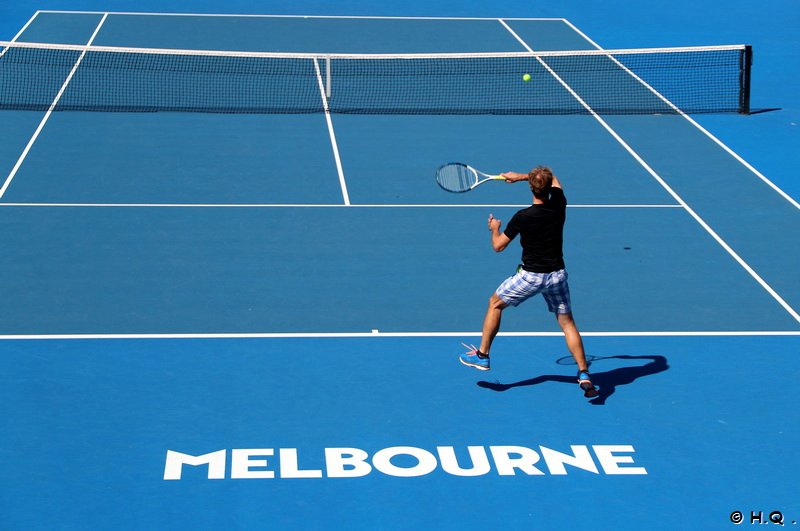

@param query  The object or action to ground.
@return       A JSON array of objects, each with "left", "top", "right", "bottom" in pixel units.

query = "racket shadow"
[{"left": 477, "top": 355, "right": 669, "bottom": 405}]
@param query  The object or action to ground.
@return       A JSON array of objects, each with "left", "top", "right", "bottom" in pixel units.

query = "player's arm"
[
  {"left": 500, "top": 171, "right": 528, "bottom": 183},
  {"left": 488, "top": 214, "right": 511, "bottom": 252},
  {"left": 551, "top": 174, "right": 562, "bottom": 189}
]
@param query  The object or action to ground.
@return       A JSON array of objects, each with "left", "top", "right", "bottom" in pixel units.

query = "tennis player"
[{"left": 459, "top": 166, "right": 598, "bottom": 398}]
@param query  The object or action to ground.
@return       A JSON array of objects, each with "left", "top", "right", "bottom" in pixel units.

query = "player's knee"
[
  {"left": 489, "top": 293, "right": 507, "bottom": 310},
  {"left": 556, "top": 312, "right": 576, "bottom": 329}
]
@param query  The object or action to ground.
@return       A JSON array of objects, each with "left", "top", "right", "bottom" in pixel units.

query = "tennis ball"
[{"left": 522, "top": 73, "right": 532, "bottom": 82}]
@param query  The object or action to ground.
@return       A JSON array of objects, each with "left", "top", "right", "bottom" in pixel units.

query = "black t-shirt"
[{"left": 503, "top": 187, "right": 567, "bottom": 273}]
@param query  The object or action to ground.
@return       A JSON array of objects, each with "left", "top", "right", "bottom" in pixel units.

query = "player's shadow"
[{"left": 477, "top": 354, "right": 669, "bottom": 405}]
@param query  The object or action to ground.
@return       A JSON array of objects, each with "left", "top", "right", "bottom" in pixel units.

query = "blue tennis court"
[{"left": 0, "top": 10, "right": 798, "bottom": 530}]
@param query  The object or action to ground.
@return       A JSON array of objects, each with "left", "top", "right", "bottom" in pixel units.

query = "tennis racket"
[{"left": 435, "top": 162, "right": 505, "bottom": 193}]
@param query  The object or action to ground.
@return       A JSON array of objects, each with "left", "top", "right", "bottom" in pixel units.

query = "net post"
[
  {"left": 740, "top": 45, "right": 752, "bottom": 115},
  {"left": 325, "top": 56, "right": 331, "bottom": 100}
]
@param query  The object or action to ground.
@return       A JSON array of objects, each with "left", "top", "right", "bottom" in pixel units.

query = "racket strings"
[{"left": 436, "top": 164, "right": 477, "bottom": 193}]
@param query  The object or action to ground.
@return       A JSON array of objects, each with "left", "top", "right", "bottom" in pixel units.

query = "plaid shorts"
[{"left": 495, "top": 267, "right": 572, "bottom": 314}]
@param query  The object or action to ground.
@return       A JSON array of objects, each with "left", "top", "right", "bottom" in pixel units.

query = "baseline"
[
  {"left": 0, "top": 203, "right": 682, "bottom": 208},
  {"left": 1, "top": 330, "right": 799, "bottom": 340},
  {"left": 36, "top": 11, "right": 567, "bottom": 21}
]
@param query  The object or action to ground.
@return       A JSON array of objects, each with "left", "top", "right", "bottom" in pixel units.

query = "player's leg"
[
  {"left": 556, "top": 312, "right": 589, "bottom": 372},
  {"left": 459, "top": 293, "right": 506, "bottom": 371},
  {"left": 543, "top": 270, "right": 598, "bottom": 398},
  {"left": 460, "top": 269, "right": 541, "bottom": 371},
  {"left": 555, "top": 312, "right": 597, "bottom": 398},
  {"left": 480, "top": 293, "right": 507, "bottom": 355}
]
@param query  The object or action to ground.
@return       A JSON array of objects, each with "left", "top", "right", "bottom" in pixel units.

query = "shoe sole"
[
  {"left": 459, "top": 357, "right": 490, "bottom": 371},
  {"left": 580, "top": 382, "right": 599, "bottom": 398}
]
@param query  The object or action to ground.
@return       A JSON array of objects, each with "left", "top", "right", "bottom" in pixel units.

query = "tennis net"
[{"left": 0, "top": 41, "right": 753, "bottom": 115}]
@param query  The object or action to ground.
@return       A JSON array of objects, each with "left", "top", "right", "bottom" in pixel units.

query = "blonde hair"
[{"left": 528, "top": 166, "right": 553, "bottom": 199}]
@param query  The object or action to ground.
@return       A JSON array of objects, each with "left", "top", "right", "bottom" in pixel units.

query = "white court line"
[
  {"left": 0, "top": 330, "right": 797, "bottom": 340},
  {"left": 562, "top": 19, "right": 799, "bottom": 211},
  {"left": 313, "top": 58, "right": 350, "bottom": 205},
  {"left": 498, "top": 19, "right": 800, "bottom": 324},
  {"left": 0, "top": 14, "right": 109, "bottom": 200},
  {"left": 0, "top": 11, "right": 40, "bottom": 58},
  {"left": 0, "top": 203, "right": 682, "bottom": 208},
  {"left": 36, "top": 11, "right": 565, "bottom": 21}
]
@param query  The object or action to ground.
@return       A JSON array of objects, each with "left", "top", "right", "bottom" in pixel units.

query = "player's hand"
[{"left": 488, "top": 213, "right": 502, "bottom": 231}]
